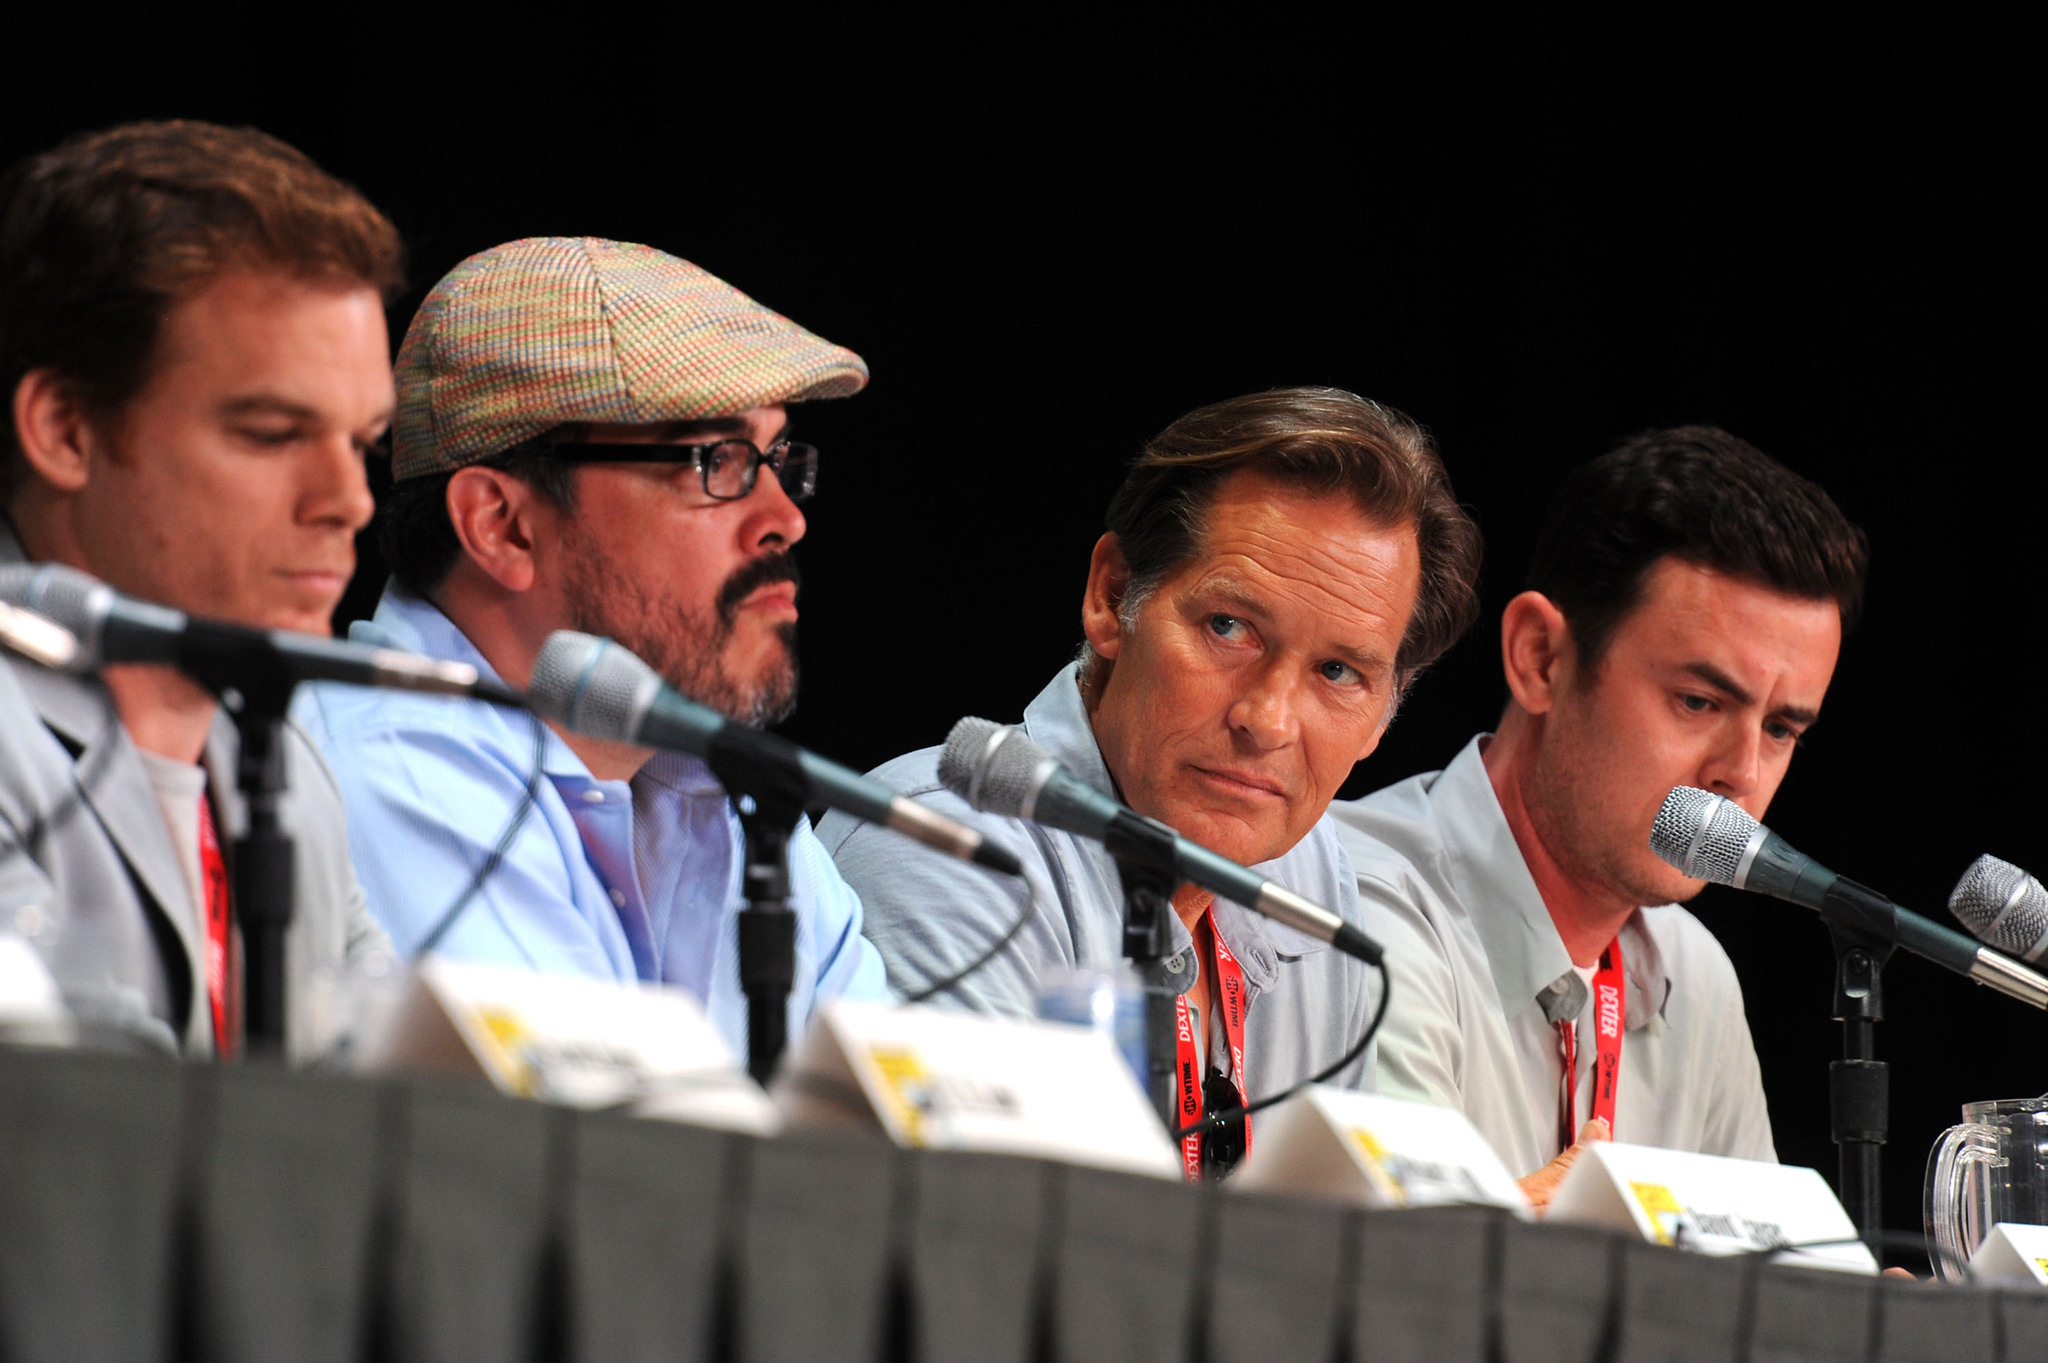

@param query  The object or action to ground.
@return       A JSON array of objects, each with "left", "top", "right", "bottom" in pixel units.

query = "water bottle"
[{"left": 1035, "top": 961, "right": 1148, "bottom": 1091}]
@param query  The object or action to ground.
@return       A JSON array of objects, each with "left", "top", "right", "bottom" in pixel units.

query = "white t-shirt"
[{"left": 135, "top": 749, "right": 209, "bottom": 936}]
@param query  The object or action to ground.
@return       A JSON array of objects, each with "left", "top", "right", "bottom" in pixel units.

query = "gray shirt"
[
  {"left": 1328, "top": 736, "right": 1774, "bottom": 1178},
  {"left": 818, "top": 664, "right": 1379, "bottom": 1094}
]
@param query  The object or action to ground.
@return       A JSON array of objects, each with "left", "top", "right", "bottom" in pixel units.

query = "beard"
[{"left": 558, "top": 521, "right": 801, "bottom": 728}]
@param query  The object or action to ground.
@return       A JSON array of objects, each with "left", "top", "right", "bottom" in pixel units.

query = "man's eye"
[
  {"left": 1319, "top": 659, "right": 1362, "bottom": 685},
  {"left": 1678, "top": 694, "right": 1714, "bottom": 713},
  {"left": 1209, "top": 614, "right": 1245, "bottom": 639},
  {"left": 235, "top": 425, "right": 299, "bottom": 447},
  {"left": 1765, "top": 721, "right": 1803, "bottom": 744}
]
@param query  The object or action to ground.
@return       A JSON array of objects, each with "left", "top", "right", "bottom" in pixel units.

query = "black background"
[{"left": 7, "top": 22, "right": 2038, "bottom": 1257}]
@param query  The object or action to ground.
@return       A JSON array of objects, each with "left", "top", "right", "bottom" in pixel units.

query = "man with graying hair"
[
  {"left": 824, "top": 387, "right": 1483, "bottom": 1180},
  {"left": 294, "top": 239, "right": 889, "bottom": 1061},
  {"left": 1331, "top": 427, "right": 1867, "bottom": 1208}
]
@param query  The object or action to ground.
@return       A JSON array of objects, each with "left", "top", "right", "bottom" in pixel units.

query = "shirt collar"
[
  {"left": 354, "top": 583, "right": 594, "bottom": 781},
  {"left": 1017, "top": 663, "right": 1320, "bottom": 994},
  {"left": 1430, "top": 735, "right": 1672, "bottom": 1028}
]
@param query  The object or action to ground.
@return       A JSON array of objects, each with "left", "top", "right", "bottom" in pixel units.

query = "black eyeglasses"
[{"left": 537, "top": 437, "right": 819, "bottom": 502}]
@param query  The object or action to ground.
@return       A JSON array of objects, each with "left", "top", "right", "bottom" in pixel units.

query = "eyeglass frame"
[{"left": 519, "top": 434, "right": 820, "bottom": 503}]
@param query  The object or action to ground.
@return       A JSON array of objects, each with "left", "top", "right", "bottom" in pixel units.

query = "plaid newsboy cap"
[{"left": 391, "top": 237, "right": 868, "bottom": 480}]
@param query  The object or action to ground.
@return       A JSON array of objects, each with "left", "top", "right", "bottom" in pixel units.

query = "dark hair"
[
  {"left": 1528, "top": 425, "right": 1868, "bottom": 668},
  {"left": 1097, "top": 386, "right": 1483, "bottom": 688},
  {"left": 0, "top": 120, "right": 405, "bottom": 494},
  {"left": 379, "top": 446, "right": 580, "bottom": 601}
]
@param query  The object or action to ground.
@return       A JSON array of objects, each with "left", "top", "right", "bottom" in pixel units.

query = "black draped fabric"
[
  {"left": 3, "top": 1046, "right": 2045, "bottom": 1363},
  {"left": 565, "top": 1111, "right": 739, "bottom": 1363},
  {"left": 1497, "top": 1218, "right": 1617, "bottom": 1363},
  {"left": 1205, "top": 1191, "right": 1349, "bottom": 1363},
  {"left": 1353, "top": 1204, "right": 1503, "bottom": 1363},
  {"left": 189, "top": 1065, "right": 386, "bottom": 1363},
  {"left": 905, "top": 1147, "right": 1051, "bottom": 1363}
]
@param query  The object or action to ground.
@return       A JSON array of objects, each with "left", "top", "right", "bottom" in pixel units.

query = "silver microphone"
[
  {"left": 938, "top": 717, "right": 1382, "bottom": 963},
  {"left": 1949, "top": 855, "right": 2048, "bottom": 964},
  {"left": 1650, "top": 786, "right": 2048, "bottom": 1009}
]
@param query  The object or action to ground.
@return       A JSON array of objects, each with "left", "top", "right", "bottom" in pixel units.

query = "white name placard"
[
  {"left": 1968, "top": 1222, "right": 2048, "bottom": 1286},
  {"left": 1229, "top": 1085, "right": 1532, "bottom": 1214},
  {"left": 773, "top": 999, "right": 1180, "bottom": 1180},
  {"left": 1548, "top": 1141, "right": 1876, "bottom": 1273},
  {"left": 356, "top": 956, "right": 777, "bottom": 1135}
]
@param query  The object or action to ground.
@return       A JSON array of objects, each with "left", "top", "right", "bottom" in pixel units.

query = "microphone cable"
[
  {"left": 903, "top": 878, "right": 1040, "bottom": 1004},
  {"left": 1173, "top": 958, "right": 1392, "bottom": 1142},
  {"left": 411, "top": 705, "right": 550, "bottom": 958}
]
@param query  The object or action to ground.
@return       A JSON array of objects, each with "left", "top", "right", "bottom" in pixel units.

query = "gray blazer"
[{"left": 0, "top": 533, "right": 390, "bottom": 1058}]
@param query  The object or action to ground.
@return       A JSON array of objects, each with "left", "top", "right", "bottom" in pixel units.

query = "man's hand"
[{"left": 1517, "top": 1117, "right": 1610, "bottom": 1214}]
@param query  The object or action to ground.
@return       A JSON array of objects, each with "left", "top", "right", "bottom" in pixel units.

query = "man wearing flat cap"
[{"left": 294, "top": 238, "right": 888, "bottom": 1053}]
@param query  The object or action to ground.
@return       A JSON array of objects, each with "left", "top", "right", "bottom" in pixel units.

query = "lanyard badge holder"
[{"left": 1104, "top": 810, "right": 1249, "bottom": 1181}]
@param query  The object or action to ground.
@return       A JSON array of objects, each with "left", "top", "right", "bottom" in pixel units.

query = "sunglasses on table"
[{"left": 536, "top": 437, "right": 820, "bottom": 502}]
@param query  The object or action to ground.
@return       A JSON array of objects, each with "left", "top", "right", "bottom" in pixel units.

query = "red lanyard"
[
  {"left": 1174, "top": 913, "right": 1250, "bottom": 1182},
  {"left": 196, "top": 794, "right": 236, "bottom": 1057},
  {"left": 1556, "top": 937, "right": 1623, "bottom": 1154}
]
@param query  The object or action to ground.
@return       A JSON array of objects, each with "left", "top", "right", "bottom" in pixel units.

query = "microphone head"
[
  {"left": 937, "top": 717, "right": 1048, "bottom": 817},
  {"left": 529, "top": 630, "right": 661, "bottom": 743},
  {"left": 0, "top": 563, "right": 113, "bottom": 662},
  {"left": 1949, "top": 855, "right": 2048, "bottom": 958},
  {"left": 1649, "top": 786, "right": 1763, "bottom": 887}
]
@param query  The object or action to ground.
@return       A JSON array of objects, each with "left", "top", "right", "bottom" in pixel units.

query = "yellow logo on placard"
[
  {"left": 866, "top": 1044, "right": 931, "bottom": 1145},
  {"left": 1630, "top": 1181, "right": 1687, "bottom": 1246},
  {"left": 1348, "top": 1126, "right": 1408, "bottom": 1202},
  {"left": 473, "top": 1005, "right": 537, "bottom": 1096},
  {"left": 2035, "top": 1257, "right": 2048, "bottom": 1279}
]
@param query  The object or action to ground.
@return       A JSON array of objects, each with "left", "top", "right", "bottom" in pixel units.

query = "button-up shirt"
[
  {"left": 1328, "top": 736, "right": 1774, "bottom": 1178},
  {"left": 817, "top": 664, "right": 1379, "bottom": 1093},
  {"left": 291, "top": 585, "right": 889, "bottom": 1057}
]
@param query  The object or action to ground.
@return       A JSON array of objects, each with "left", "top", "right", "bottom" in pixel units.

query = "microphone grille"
[
  {"left": 0, "top": 562, "right": 109, "bottom": 645},
  {"left": 529, "top": 631, "right": 658, "bottom": 743},
  {"left": 1649, "top": 786, "right": 1760, "bottom": 886},
  {"left": 1949, "top": 855, "right": 2048, "bottom": 954},
  {"left": 937, "top": 717, "right": 1047, "bottom": 817}
]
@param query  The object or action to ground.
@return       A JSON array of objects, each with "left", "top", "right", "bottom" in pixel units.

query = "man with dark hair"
[
  {"left": 1332, "top": 426, "right": 1867, "bottom": 1203},
  {"left": 0, "top": 121, "right": 400, "bottom": 1055},
  {"left": 291, "top": 238, "right": 888, "bottom": 1057},
  {"left": 825, "top": 387, "right": 1483, "bottom": 1178}
]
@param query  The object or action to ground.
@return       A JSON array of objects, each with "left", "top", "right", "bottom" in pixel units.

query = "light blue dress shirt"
[
  {"left": 819, "top": 664, "right": 1379, "bottom": 1094},
  {"left": 291, "top": 584, "right": 890, "bottom": 1057}
]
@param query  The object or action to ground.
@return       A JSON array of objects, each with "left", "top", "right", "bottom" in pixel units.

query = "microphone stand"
[
  {"left": 1827, "top": 918, "right": 1894, "bottom": 1261},
  {"left": 228, "top": 691, "right": 296, "bottom": 1054},
  {"left": 1105, "top": 813, "right": 1182, "bottom": 1134},
  {"left": 705, "top": 727, "right": 809, "bottom": 1086},
  {"left": 1809, "top": 880, "right": 1899, "bottom": 1260}
]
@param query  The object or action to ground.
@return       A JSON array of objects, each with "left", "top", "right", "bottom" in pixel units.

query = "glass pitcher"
[{"left": 1924, "top": 1097, "right": 2048, "bottom": 1281}]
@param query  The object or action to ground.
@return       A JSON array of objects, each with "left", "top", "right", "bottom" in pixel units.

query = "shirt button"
[
  {"left": 1164, "top": 953, "right": 1186, "bottom": 973},
  {"left": 582, "top": 790, "right": 606, "bottom": 804},
  {"left": 609, "top": 889, "right": 627, "bottom": 907}
]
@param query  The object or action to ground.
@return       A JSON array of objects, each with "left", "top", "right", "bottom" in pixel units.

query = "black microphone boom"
[
  {"left": 937, "top": 717, "right": 1382, "bottom": 965},
  {"left": 1649, "top": 786, "right": 2048, "bottom": 1009},
  {"left": 527, "top": 631, "right": 1023, "bottom": 877},
  {"left": 0, "top": 563, "right": 523, "bottom": 706}
]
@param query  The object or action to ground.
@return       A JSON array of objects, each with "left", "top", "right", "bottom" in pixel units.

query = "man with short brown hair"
[
  {"left": 0, "top": 121, "right": 399, "bottom": 1055},
  {"left": 1333, "top": 426, "right": 1867, "bottom": 1204},
  {"left": 826, "top": 387, "right": 1483, "bottom": 1178}
]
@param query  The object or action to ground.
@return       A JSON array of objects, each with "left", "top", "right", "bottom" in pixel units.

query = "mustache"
[{"left": 717, "top": 551, "right": 801, "bottom": 624}]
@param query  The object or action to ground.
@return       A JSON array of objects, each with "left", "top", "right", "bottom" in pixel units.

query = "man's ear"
[
  {"left": 445, "top": 467, "right": 546, "bottom": 594},
  {"left": 1080, "top": 533, "right": 1133, "bottom": 661},
  {"left": 1499, "top": 590, "right": 1574, "bottom": 717},
  {"left": 13, "top": 369, "right": 98, "bottom": 494}
]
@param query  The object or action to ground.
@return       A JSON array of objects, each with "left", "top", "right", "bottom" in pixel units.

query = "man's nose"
[
  {"left": 302, "top": 433, "right": 374, "bottom": 533},
  {"left": 1699, "top": 724, "right": 1764, "bottom": 804},
  {"left": 1228, "top": 662, "right": 1301, "bottom": 750},
  {"left": 742, "top": 462, "right": 807, "bottom": 548}
]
